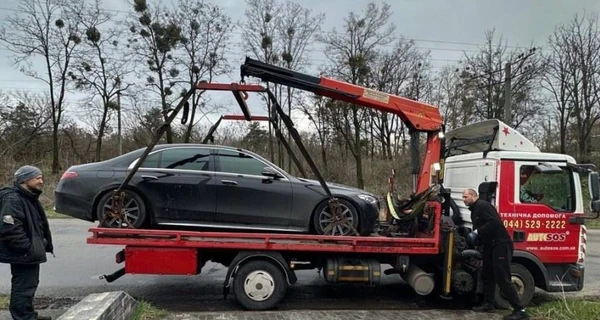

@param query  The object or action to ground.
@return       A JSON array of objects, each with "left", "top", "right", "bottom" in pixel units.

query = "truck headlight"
[{"left": 358, "top": 194, "right": 378, "bottom": 204}]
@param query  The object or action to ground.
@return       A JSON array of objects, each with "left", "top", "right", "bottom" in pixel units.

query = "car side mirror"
[
  {"left": 262, "top": 167, "right": 283, "bottom": 179},
  {"left": 589, "top": 171, "right": 599, "bottom": 201}
]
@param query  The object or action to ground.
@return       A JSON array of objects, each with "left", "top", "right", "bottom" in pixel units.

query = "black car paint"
[{"left": 54, "top": 144, "right": 380, "bottom": 235}]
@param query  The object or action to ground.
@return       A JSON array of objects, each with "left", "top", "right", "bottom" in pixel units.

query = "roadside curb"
[
  {"left": 56, "top": 291, "right": 138, "bottom": 320},
  {"left": 164, "top": 309, "right": 504, "bottom": 320}
]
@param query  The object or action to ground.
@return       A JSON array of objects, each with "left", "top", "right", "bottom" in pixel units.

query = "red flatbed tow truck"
[{"left": 84, "top": 57, "right": 600, "bottom": 311}]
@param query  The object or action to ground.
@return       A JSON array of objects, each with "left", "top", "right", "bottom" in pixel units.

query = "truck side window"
[{"left": 519, "top": 165, "right": 575, "bottom": 212}]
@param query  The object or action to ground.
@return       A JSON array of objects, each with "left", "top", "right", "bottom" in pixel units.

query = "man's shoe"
[
  {"left": 472, "top": 303, "right": 495, "bottom": 313},
  {"left": 503, "top": 309, "right": 530, "bottom": 320}
]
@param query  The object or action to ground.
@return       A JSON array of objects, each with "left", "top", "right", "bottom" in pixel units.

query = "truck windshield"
[{"left": 519, "top": 165, "right": 575, "bottom": 212}]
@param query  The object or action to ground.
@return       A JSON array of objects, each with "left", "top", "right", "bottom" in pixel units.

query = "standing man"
[
  {"left": 0, "top": 166, "right": 54, "bottom": 320},
  {"left": 462, "top": 188, "right": 529, "bottom": 320}
]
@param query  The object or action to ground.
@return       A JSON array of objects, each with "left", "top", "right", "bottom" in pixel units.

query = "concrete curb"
[{"left": 56, "top": 291, "right": 138, "bottom": 320}]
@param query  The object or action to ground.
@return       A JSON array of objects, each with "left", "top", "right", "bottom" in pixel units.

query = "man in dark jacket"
[
  {"left": 462, "top": 188, "right": 529, "bottom": 320},
  {"left": 0, "top": 165, "right": 54, "bottom": 320}
]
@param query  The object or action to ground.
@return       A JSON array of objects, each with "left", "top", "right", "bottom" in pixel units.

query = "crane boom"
[
  {"left": 240, "top": 57, "right": 444, "bottom": 193},
  {"left": 240, "top": 57, "right": 443, "bottom": 132}
]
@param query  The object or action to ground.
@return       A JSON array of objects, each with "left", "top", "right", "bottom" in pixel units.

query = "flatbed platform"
[{"left": 87, "top": 223, "right": 441, "bottom": 255}]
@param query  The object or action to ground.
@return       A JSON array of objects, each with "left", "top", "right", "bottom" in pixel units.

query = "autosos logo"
[{"left": 527, "top": 231, "right": 569, "bottom": 242}]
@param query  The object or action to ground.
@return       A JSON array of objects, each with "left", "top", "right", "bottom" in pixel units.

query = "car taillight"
[{"left": 60, "top": 171, "right": 78, "bottom": 180}]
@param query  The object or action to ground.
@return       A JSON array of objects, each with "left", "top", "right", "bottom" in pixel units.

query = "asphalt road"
[{"left": 0, "top": 220, "right": 598, "bottom": 312}]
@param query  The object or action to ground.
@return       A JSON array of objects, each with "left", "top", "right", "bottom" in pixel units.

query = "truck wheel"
[
  {"left": 494, "top": 263, "right": 535, "bottom": 310},
  {"left": 233, "top": 260, "right": 287, "bottom": 310}
]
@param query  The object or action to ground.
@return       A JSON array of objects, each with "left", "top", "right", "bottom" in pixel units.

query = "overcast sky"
[{"left": 1, "top": 0, "right": 600, "bottom": 128}]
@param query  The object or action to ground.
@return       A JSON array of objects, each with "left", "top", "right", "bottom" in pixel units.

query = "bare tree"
[
  {"left": 543, "top": 25, "right": 577, "bottom": 154},
  {"left": 174, "top": 0, "right": 232, "bottom": 143},
  {"left": 128, "top": 0, "right": 183, "bottom": 143},
  {"left": 460, "top": 29, "right": 544, "bottom": 129},
  {"left": 70, "top": 0, "right": 133, "bottom": 160},
  {"left": 0, "top": 92, "right": 53, "bottom": 162},
  {"left": 318, "top": 2, "right": 395, "bottom": 188},
  {"left": 368, "top": 38, "right": 427, "bottom": 159},
  {"left": 242, "top": 0, "right": 282, "bottom": 162},
  {"left": 298, "top": 95, "right": 331, "bottom": 172},
  {"left": 275, "top": 1, "right": 324, "bottom": 171},
  {"left": 560, "top": 12, "right": 600, "bottom": 161},
  {"left": 0, "top": 0, "right": 85, "bottom": 173}
]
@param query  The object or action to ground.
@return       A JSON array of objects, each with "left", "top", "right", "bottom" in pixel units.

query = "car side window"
[
  {"left": 141, "top": 152, "right": 161, "bottom": 168},
  {"left": 216, "top": 149, "right": 266, "bottom": 176},
  {"left": 145, "top": 148, "right": 211, "bottom": 171}
]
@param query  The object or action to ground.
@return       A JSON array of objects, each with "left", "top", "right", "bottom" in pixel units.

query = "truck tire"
[
  {"left": 233, "top": 260, "right": 287, "bottom": 310},
  {"left": 494, "top": 263, "right": 535, "bottom": 310}
]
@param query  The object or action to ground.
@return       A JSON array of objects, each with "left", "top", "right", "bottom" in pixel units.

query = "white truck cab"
[{"left": 441, "top": 119, "right": 599, "bottom": 294}]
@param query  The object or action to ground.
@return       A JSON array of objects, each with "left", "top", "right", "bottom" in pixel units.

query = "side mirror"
[
  {"left": 589, "top": 171, "right": 599, "bottom": 201},
  {"left": 262, "top": 166, "right": 283, "bottom": 179},
  {"left": 478, "top": 181, "right": 498, "bottom": 204},
  {"left": 591, "top": 200, "right": 600, "bottom": 213}
]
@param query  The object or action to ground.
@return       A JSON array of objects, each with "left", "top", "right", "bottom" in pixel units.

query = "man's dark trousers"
[
  {"left": 481, "top": 241, "right": 523, "bottom": 309},
  {"left": 10, "top": 263, "right": 40, "bottom": 320}
]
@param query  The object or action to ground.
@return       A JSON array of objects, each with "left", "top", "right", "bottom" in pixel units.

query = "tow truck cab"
[{"left": 442, "top": 119, "right": 600, "bottom": 294}]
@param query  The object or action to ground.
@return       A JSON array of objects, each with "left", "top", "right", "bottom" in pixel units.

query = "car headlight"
[{"left": 358, "top": 194, "right": 378, "bottom": 204}]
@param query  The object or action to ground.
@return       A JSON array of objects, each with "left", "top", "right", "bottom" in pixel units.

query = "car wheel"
[
  {"left": 96, "top": 190, "right": 147, "bottom": 228},
  {"left": 312, "top": 198, "right": 359, "bottom": 236}
]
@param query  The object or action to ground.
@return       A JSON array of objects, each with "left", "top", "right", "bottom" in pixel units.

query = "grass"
[
  {"left": 131, "top": 301, "right": 168, "bottom": 320},
  {"left": 44, "top": 207, "right": 72, "bottom": 219},
  {"left": 528, "top": 297, "right": 600, "bottom": 320},
  {"left": 584, "top": 218, "right": 600, "bottom": 230},
  {"left": 0, "top": 294, "right": 8, "bottom": 310}
]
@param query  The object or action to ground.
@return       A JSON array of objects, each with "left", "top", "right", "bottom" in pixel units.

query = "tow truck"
[{"left": 86, "top": 57, "right": 600, "bottom": 311}]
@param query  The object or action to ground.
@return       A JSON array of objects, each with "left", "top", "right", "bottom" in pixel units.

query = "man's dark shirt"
[{"left": 469, "top": 199, "right": 512, "bottom": 247}]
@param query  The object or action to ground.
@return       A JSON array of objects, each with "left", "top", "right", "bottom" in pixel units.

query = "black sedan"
[{"left": 54, "top": 144, "right": 380, "bottom": 236}]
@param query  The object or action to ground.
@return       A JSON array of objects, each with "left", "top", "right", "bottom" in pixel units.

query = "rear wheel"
[
  {"left": 96, "top": 190, "right": 147, "bottom": 228},
  {"left": 312, "top": 199, "right": 359, "bottom": 236},
  {"left": 233, "top": 260, "right": 287, "bottom": 310}
]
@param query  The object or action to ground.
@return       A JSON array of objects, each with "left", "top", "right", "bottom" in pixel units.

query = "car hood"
[{"left": 296, "top": 177, "right": 374, "bottom": 196}]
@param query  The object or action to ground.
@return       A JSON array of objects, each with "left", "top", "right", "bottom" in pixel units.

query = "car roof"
[{"left": 141, "top": 144, "right": 249, "bottom": 152}]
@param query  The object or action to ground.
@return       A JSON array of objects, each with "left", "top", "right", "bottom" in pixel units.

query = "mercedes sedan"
[{"left": 54, "top": 144, "right": 380, "bottom": 236}]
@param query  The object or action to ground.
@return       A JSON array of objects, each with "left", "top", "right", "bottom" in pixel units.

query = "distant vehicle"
[{"left": 54, "top": 144, "right": 380, "bottom": 236}]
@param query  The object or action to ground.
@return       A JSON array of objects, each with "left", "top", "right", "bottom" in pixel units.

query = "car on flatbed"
[{"left": 54, "top": 144, "right": 380, "bottom": 236}]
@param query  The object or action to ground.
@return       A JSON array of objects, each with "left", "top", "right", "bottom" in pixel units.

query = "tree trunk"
[
  {"left": 95, "top": 101, "right": 109, "bottom": 161},
  {"left": 352, "top": 107, "right": 364, "bottom": 189},
  {"left": 52, "top": 122, "right": 60, "bottom": 174}
]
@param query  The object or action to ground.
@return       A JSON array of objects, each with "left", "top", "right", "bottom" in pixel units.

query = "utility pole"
[
  {"left": 503, "top": 62, "right": 512, "bottom": 124},
  {"left": 117, "top": 82, "right": 122, "bottom": 155}
]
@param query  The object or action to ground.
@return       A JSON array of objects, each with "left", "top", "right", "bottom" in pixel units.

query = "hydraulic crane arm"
[
  {"left": 240, "top": 57, "right": 445, "bottom": 193},
  {"left": 240, "top": 57, "right": 442, "bottom": 132}
]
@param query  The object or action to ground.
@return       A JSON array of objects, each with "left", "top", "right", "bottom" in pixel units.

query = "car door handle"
[
  {"left": 141, "top": 175, "right": 158, "bottom": 180},
  {"left": 221, "top": 179, "right": 238, "bottom": 185}
]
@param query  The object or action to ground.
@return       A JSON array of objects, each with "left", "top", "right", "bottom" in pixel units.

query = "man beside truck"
[{"left": 463, "top": 188, "right": 530, "bottom": 320}]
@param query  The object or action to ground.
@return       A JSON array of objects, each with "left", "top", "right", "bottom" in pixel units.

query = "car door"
[
  {"left": 133, "top": 147, "right": 217, "bottom": 224},
  {"left": 213, "top": 148, "right": 293, "bottom": 229}
]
